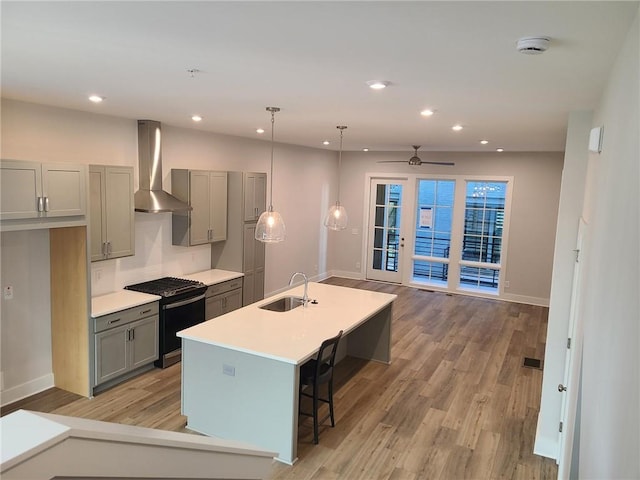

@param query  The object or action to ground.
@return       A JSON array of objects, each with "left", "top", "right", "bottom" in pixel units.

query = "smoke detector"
[{"left": 516, "top": 36, "right": 550, "bottom": 55}]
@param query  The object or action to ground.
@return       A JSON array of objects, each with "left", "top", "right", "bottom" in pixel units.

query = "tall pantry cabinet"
[{"left": 211, "top": 172, "right": 266, "bottom": 306}]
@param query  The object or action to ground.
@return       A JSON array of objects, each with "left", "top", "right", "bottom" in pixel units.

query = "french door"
[{"left": 366, "top": 179, "right": 406, "bottom": 283}]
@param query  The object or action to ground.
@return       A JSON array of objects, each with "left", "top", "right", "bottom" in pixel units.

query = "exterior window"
[
  {"left": 412, "top": 179, "right": 455, "bottom": 287},
  {"left": 459, "top": 181, "right": 506, "bottom": 292}
]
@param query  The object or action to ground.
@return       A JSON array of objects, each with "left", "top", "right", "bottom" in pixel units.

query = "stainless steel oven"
[{"left": 125, "top": 277, "right": 207, "bottom": 368}]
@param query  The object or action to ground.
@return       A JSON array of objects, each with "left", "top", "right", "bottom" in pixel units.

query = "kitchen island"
[{"left": 178, "top": 281, "right": 397, "bottom": 464}]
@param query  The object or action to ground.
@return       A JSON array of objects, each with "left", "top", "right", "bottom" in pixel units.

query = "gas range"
[{"left": 125, "top": 276, "right": 206, "bottom": 298}]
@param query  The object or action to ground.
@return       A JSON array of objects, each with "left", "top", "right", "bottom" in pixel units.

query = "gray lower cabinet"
[
  {"left": 205, "top": 278, "right": 243, "bottom": 320},
  {"left": 93, "top": 302, "right": 159, "bottom": 387}
]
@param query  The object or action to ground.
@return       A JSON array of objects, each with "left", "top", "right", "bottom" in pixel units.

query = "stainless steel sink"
[{"left": 259, "top": 296, "right": 305, "bottom": 312}]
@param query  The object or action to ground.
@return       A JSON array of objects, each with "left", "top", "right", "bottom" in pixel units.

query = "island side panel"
[
  {"left": 181, "top": 338, "right": 299, "bottom": 464},
  {"left": 346, "top": 303, "right": 393, "bottom": 364}
]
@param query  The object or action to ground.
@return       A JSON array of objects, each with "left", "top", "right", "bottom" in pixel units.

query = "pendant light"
[
  {"left": 324, "top": 125, "right": 349, "bottom": 230},
  {"left": 255, "top": 107, "right": 286, "bottom": 243}
]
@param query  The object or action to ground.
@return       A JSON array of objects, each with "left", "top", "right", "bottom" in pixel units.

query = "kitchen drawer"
[
  {"left": 94, "top": 302, "right": 159, "bottom": 333},
  {"left": 206, "top": 278, "right": 243, "bottom": 297}
]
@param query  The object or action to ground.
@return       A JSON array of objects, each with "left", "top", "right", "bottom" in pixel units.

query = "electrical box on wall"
[{"left": 589, "top": 126, "right": 604, "bottom": 153}]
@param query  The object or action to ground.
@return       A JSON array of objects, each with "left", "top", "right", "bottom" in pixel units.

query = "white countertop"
[
  {"left": 90, "top": 269, "right": 243, "bottom": 317},
  {"left": 181, "top": 269, "right": 243, "bottom": 286},
  {"left": 91, "top": 290, "right": 160, "bottom": 318},
  {"left": 178, "top": 282, "right": 397, "bottom": 365}
]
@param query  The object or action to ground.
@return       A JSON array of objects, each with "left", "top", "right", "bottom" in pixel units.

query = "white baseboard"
[
  {"left": 534, "top": 435, "right": 559, "bottom": 460},
  {"left": 501, "top": 292, "right": 550, "bottom": 307},
  {"left": 328, "top": 270, "right": 364, "bottom": 280},
  {"left": 1, "top": 373, "right": 55, "bottom": 407}
]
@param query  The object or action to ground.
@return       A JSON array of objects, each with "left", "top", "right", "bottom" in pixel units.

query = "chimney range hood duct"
[{"left": 135, "top": 120, "right": 191, "bottom": 213}]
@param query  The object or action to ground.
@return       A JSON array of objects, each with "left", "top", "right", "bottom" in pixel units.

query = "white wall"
[
  {"left": 334, "top": 150, "right": 563, "bottom": 304},
  {"left": 577, "top": 7, "right": 639, "bottom": 478},
  {"left": 0, "top": 230, "right": 53, "bottom": 402},
  {"left": 535, "top": 111, "right": 592, "bottom": 458}
]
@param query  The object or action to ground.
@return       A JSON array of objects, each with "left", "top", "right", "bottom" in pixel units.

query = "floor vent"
[{"left": 523, "top": 357, "right": 542, "bottom": 369}]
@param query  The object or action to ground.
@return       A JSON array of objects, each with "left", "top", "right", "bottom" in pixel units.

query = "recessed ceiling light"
[
  {"left": 452, "top": 124, "right": 463, "bottom": 131},
  {"left": 420, "top": 109, "right": 435, "bottom": 117},
  {"left": 496, "top": 148, "right": 504, "bottom": 152},
  {"left": 191, "top": 115, "right": 202, "bottom": 122},
  {"left": 323, "top": 140, "right": 330, "bottom": 145},
  {"left": 256, "top": 128, "right": 265, "bottom": 134},
  {"left": 480, "top": 140, "right": 489, "bottom": 145},
  {"left": 88, "top": 95, "right": 104, "bottom": 103},
  {"left": 366, "top": 80, "right": 390, "bottom": 90},
  {"left": 363, "top": 148, "right": 369, "bottom": 152}
]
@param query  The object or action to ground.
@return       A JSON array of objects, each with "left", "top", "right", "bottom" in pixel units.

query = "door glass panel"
[
  {"left": 368, "top": 182, "right": 403, "bottom": 282},
  {"left": 460, "top": 181, "right": 506, "bottom": 292},
  {"left": 413, "top": 179, "right": 455, "bottom": 285}
]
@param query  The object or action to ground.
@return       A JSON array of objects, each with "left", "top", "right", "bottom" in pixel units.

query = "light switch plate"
[{"left": 222, "top": 364, "right": 235, "bottom": 376}]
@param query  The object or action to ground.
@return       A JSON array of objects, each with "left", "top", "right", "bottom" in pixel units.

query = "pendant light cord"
[
  {"left": 269, "top": 109, "right": 275, "bottom": 210},
  {"left": 266, "top": 106, "right": 280, "bottom": 211},
  {"left": 336, "top": 125, "right": 347, "bottom": 205}
]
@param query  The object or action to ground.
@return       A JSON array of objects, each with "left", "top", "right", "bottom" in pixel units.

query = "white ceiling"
[{"left": 2, "top": 1, "right": 637, "bottom": 153}]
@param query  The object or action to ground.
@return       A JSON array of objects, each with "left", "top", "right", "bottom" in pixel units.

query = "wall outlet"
[
  {"left": 3, "top": 286, "right": 14, "bottom": 300},
  {"left": 504, "top": 280, "right": 510, "bottom": 288},
  {"left": 94, "top": 269, "right": 103, "bottom": 282},
  {"left": 351, "top": 228, "right": 359, "bottom": 235},
  {"left": 355, "top": 261, "right": 361, "bottom": 270},
  {"left": 222, "top": 364, "right": 235, "bottom": 376}
]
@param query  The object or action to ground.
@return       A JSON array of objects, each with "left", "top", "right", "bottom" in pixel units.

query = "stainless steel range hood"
[{"left": 135, "top": 120, "right": 192, "bottom": 213}]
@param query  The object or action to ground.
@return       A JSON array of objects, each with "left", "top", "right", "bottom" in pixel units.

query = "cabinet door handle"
[
  {"left": 108, "top": 318, "right": 122, "bottom": 325},
  {"left": 107, "top": 241, "right": 112, "bottom": 256},
  {"left": 101, "top": 242, "right": 107, "bottom": 256},
  {"left": 139, "top": 308, "right": 151, "bottom": 315},
  {"left": 37, "top": 197, "right": 44, "bottom": 212},
  {"left": 44, "top": 197, "right": 50, "bottom": 212},
  {"left": 130, "top": 328, "right": 135, "bottom": 341}
]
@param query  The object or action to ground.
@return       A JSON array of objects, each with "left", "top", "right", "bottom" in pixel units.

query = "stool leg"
[
  {"left": 312, "top": 384, "right": 319, "bottom": 444},
  {"left": 328, "top": 379, "right": 335, "bottom": 427}
]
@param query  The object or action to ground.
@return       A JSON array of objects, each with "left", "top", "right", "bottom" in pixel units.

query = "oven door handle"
[{"left": 163, "top": 293, "right": 206, "bottom": 310}]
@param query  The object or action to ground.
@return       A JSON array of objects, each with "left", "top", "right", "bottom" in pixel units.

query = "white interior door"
[
  {"left": 557, "top": 217, "right": 587, "bottom": 477},
  {"left": 366, "top": 178, "right": 406, "bottom": 283}
]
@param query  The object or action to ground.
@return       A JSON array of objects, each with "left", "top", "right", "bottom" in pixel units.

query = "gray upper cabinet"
[
  {"left": 172, "top": 169, "right": 228, "bottom": 246},
  {"left": 89, "top": 165, "right": 135, "bottom": 262},
  {"left": 211, "top": 172, "right": 266, "bottom": 306},
  {"left": 0, "top": 160, "right": 86, "bottom": 220},
  {"left": 243, "top": 172, "right": 267, "bottom": 222}
]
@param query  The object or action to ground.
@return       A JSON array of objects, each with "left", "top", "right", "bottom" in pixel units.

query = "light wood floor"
[{"left": 1, "top": 278, "right": 558, "bottom": 479}]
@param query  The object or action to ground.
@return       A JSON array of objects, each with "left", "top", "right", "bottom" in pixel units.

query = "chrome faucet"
[{"left": 289, "top": 272, "right": 309, "bottom": 306}]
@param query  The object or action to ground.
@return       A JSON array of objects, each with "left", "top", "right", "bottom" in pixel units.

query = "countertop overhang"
[{"left": 177, "top": 282, "right": 397, "bottom": 365}]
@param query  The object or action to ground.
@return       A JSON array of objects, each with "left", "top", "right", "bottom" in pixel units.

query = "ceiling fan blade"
[
  {"left": 420, "top": 161, "right": 455, "bottom": 166},
  {"left": 377, "top": 160, "right": 411, "bottom": 163}
]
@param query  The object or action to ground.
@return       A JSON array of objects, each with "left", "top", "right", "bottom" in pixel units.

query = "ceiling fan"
[{"left": 378, "top": 146, "right": 455, "bottom": 166}]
